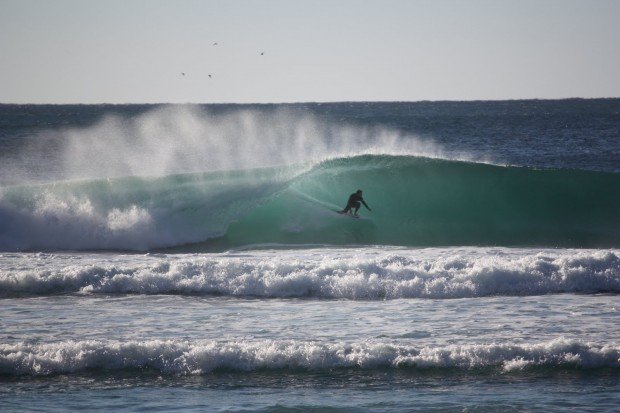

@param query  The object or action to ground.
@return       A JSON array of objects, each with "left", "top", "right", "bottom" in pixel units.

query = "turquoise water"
[
  {"left": 1, "top": 101, "right": 619, "bottom": 411},
  {"left": 2, "top": 156, "right": 619, "bottom": 251}
]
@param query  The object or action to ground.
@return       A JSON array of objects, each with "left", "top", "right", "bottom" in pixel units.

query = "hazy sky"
[{"left": 1, "top": 0, "right": 619, "bottom": 103}]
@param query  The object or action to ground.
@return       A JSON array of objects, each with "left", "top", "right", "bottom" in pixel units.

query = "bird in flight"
[
  {"left": 260, "top": 52, "right": 264, "bottom": 55},
  {"left": 181, "top": 72, "right": 185, "bottom": 76},
  {"left": 213, "top": 42, "right": 218, "bottom": 46},
  {"left": 208, "top": 74, "right": 212, "bottom": 78}
]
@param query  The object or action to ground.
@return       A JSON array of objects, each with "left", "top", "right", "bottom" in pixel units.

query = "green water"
[
  {"left": 2, "top": 155, "right": 619, "bottom": 251},
  {"left": 220, "top": 155, "right": 620, "bottom": 248}
]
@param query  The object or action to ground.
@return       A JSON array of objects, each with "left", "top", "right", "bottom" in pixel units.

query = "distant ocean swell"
[
  {"left": 1, "top": 338, "right": 618, "bottom": 376},
  {"left": 1, "top": 155, "right": 619, "bottom": 251},
  {"left": 1, "top": 249, "right": 618, "bottom": 298}
]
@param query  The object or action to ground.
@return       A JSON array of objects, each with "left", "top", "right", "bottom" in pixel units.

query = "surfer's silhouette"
[{"left": 339, "top": 189, "right": 371, "bottom": 217}]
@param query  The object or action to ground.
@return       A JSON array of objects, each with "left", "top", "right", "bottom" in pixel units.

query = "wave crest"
[{"left": 1, "top": 155, "right": 620, "bottom": 251}]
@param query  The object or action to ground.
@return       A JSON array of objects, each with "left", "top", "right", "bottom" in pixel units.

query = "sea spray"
[
  {"left": 0, "top": 105, "right": 444, "bottom": 184},
  {"left": 2, "top": 101, "right": 620, "bottom": 411}
]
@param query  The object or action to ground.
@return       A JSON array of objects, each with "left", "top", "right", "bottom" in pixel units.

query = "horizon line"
[{"left": 1, "top": 96, "right": 620, "bottom": 106}]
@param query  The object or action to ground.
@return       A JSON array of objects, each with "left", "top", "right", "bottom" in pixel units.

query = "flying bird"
[
  {"left": 181, "top": 72, "right": 185, "bottom": 76},
  {"left": 260, "top": 52, "right": 264, "bottom": 55},
  {"left": 213, "top": 42, "right": 218, "bottom": 46},
  {"left": 208, "top": 74, "right": 212, "bottom": 78}
]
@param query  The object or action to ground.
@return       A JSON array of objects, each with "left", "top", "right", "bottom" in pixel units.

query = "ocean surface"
[{"left": 1, "top": 100, "right": 619, "bottom": 412}]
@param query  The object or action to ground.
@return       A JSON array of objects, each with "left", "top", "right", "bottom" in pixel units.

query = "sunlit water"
[{"left": 1, "top": 101, "right": 619, "bottom": 411}]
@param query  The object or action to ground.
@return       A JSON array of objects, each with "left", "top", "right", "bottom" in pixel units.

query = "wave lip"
[
  {"left": 1, "top": 249, "right": 619, "bottom": 299},
  {"left": 1, "top": 338, "right": 618, "bottom": 376}
]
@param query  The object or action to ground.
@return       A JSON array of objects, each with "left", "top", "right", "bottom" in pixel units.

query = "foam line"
[
  {"left": 1, "top": 249, "right": 618, "bottom": 298},
  {"left": 1, "top": 338, "right": 617, "bottom": 376}
]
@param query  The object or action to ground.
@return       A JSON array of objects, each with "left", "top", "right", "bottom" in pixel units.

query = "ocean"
[{"left": 1, "top": 100, "right": 619, "bottom": 412}]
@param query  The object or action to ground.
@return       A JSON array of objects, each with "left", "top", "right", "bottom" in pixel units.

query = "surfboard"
[
  {"left": 291, "top": 189, "right": 370, "bottom": 220},
  {"left": 334, "top": 210, "right": 361, "bottom": 219}
]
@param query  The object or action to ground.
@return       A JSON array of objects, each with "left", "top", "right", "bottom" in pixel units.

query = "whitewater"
[
  {"left": 1, "top": 100, "right": 619, "bottom": 412},
  {"left": 1, "top": 248, "right": 619, "bottom": 298}
]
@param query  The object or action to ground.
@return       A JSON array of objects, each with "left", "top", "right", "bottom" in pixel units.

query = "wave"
[
  {"left": 1, "top": 338, "right": 618, "bottom": 377},
  {"left": 1, "top": 155, "right": 619, "bottom": 251},
  {"left": 1, "top": 249, "right": 618, "bottom": 298}
]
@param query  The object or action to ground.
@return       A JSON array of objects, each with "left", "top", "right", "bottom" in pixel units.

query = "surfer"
[{"left": 340, "top": 189, "right": 371, "bottom": 217}]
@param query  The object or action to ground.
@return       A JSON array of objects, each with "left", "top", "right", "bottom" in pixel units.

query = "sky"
[{"left": 1, "top": 0, "right": 619, "bottom": 103}]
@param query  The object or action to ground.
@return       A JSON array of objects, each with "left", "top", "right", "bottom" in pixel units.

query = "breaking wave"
[
  {"left": 1, "top": 249, "right": 618, "bottom": 298},
  {"left": 1, "top": 155, "right": 619, "bottom": 251},
  {"left": 1, "top": 338, "right": 618, "bottom": 376}
]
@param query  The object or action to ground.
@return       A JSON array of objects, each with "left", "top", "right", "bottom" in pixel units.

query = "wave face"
[
  {"left": 1, "top": 249, "right": 618, "bottom": 298},
  {"left": 1, "top": 338, "right": 618, "bottom": 376},
  {"left": 1, "top": 155, "right": 619, "bottom": 251}
]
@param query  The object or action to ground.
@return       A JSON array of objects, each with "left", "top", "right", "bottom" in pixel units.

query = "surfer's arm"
[{"left": 361, "top": 199, "right": 371, "bottom": 211}]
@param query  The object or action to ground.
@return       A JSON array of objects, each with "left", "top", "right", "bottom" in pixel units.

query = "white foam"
[
  {"left": 0, "top": 191, "right": 160, "bottom": 251},
  {"left": 1, "top": 338, "right": 617, "bottom": 376},
  {"left": 1, "top": 248, "right": 618, "bottom": 298}
]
